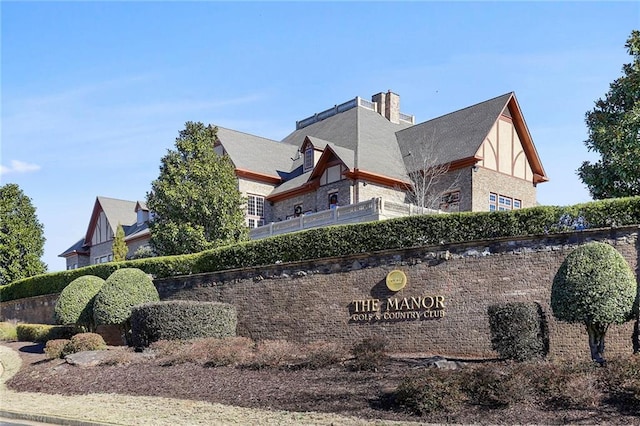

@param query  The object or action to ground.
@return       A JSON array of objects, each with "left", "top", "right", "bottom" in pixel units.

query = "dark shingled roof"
[
  {"left": 396, "top": 92, "right": 513, "bottom": 171},
  {"left": 282, "top": 107, "right": 412, "bottom": 182},
  {"left": 216, "top": 126, "right": 299, "bottom": 177},
  {"left": 59, "top": 238, "right": 88, "bottom": 257},
  {"left": 213, "top": 91, "right": 545, "bottom": 198}
]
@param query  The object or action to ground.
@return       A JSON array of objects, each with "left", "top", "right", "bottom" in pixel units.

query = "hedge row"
[
  {"left": 2, "top": 196, "right": 640, "bottom": 302},
  {"left": 487, "top": 302, "right": 549, "bottom": 361},
  {"left": 130, "top": 300, "right": 237, "bottom": 347}
]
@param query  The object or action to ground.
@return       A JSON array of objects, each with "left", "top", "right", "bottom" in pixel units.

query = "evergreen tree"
[
  {"left": 112, "top": 223, "right": 128, "bottom": 261},
  {"left": 0, "top": 183, "right": 47, "bottom": 284},
  {"left": 146, "top": 122, "right": 248, "bottom": 256},
  {"left": 578, "top": 30, "right": 640, "bottom": 199}
]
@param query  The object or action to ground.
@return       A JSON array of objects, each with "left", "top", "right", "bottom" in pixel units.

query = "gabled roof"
[
  {"left": 282, "top": 106, "right": 412, "bottom": 183},
  {"left": 396, "top": 93, "right": 513, "bottom": 170},
  {"left": 216, "top": 126, "right": 299, "bottom": 180},
  {"left": 84, "top": 197, "right": 137, "bottom": 244},
  {"left": 60, "top": 196, "right": 150, "bottom": 258},
  {"left": 395, "top": 92, "right": 548, "bottom": 182}
]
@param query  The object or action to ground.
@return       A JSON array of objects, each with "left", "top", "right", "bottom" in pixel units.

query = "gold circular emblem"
[{"left": 386, "top": 270, "right": 407, "bottom": 291}]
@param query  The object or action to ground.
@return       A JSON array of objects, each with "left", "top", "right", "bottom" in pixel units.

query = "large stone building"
[
  {"left": 216, "top": 90, "right": 547, "bottom": 236},
  {"left": 60, "top": 90, "right": 548, "bottom": 267}
]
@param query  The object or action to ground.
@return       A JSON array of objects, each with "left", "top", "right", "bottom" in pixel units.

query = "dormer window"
[{"left": 304, "top": 146, "right": 314, "bottom": 171}]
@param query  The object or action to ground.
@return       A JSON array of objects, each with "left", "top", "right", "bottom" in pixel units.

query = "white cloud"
[{"left": 0, "top": 160, "right": 41, "bottom": 175}]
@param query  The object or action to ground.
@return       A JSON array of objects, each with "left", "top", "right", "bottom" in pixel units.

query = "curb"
[{"left": 0, "top": 410, "right": 117, "bottom": 426}]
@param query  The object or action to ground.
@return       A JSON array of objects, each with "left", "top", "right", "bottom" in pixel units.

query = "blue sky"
[{"left": 2, "top": 1, "right": 639, "bottom": 272}]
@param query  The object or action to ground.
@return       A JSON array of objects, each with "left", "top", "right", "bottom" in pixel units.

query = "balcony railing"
[{"left": 249, "top": 198, "right": 442, "bottom": 240}]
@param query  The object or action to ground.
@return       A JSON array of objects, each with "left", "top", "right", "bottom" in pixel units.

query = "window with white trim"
[
  {"left": 489, "top": 193, "right": 497, "bottom": 211},
  {"left": 490, "top": 193, "right": 521, "bottom": 211},
  {"left": 246, "top": 194, "right": 265, "bottom": 228}
]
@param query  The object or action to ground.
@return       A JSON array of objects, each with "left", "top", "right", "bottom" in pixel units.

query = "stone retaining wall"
[
  {"left": 155, "top": 226, "right": 639, "bottom": 360},
  {"left": 3, "top": 227, "right": 638, "bottom": 360}
]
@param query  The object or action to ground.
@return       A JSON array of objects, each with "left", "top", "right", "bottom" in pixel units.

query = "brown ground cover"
[{"left": 4, "top": 341, "right": 640, "bottom": 425}]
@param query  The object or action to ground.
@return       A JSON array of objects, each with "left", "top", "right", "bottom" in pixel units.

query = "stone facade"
[
  {"left": 271, "top": 179, "right": 354, "bottom": 222},
  {"left": 471, "top": 167, "right": 537, "bottom": 211},
  {"left": 357, "top": 181, "right": 406, "bottom": 204}
]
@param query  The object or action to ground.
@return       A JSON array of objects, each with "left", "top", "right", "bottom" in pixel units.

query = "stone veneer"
[
  {"left": 3, "top": 226, "right": 638, "bottom": 360},
  {"left": 154, "top": 226, "right": 639, "bottom": 360}
]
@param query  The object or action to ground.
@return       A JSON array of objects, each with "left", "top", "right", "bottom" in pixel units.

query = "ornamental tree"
[
  {"left": 0, "top": 183, "right": 47, "bottom": 284},
  {"left": 146, "top": 122, "right": 247, "bottom": 256},
  {"left": 577, "top": 30, "right": 640, "bottom": 199},
  {"left": 112, "top": 223, "right": 128, "bottom": 261},
  {"left": 551, "top": 242, "right": 637, "bottom": 364}
]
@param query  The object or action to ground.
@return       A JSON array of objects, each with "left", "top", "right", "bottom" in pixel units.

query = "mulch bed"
[{"left": 3, "top": 341, "right": 638, "bottom": 424}]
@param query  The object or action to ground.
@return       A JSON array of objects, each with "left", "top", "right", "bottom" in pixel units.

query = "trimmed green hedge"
[
  {"left": 54, "top": 275, "right": 105, "bottom": 330},
  {"left": 3, "top": 196, "right": 640, "bottom": 302},
  {"left": 93, "top": 268, "right": 160, "bottom": 326},
  {"left": 15, "top": 323, "right": 78, "bottom": 342},
  {"left": 487, "top": 302, "right": 549, "bottom": 361},
  {"left": 130, "top": 300, "right": 237, "bottom": 347}
]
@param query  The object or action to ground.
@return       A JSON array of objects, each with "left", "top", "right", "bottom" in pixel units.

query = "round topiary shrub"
[
  {"left": 54, "top": 275, "right": 105, "bottom": 331},
  {"left": 130, "top": 300, "right": 237, "bottom": 348},
  {"left": 62, "top": 332, "right": 107, "bottom": 357},
  {"left": 551, "top": 242, "right": 637, "bottom": 364},
  {"left": 93, "top": 268, "right": 160, "bottom": 327}
]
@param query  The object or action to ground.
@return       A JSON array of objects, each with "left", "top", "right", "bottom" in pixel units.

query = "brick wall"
[
  {"left": 1, "top": 293, "right": 59, "bottom": 324},
  {"left": 155, "top": 227, "right": 639, "bottom": 360},
  {"left": 3, "top": 227, "right": 639, "bottom": 360}
]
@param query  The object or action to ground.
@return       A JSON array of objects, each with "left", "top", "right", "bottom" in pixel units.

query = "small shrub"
[
  {"left": 351, "top": 336, "right": 388, "bottom": 371},
  {"left": 0, "top": 321, "right": 18, "bottom": 341},
  {"left": 248, "top": 339, "right": 301, "bottom": 369},
  {"left": 150, "top": 340, "right": 191, "bottom": 366},
  {"left": 461, "top": 364, "right": 529, "bottom": 408},
  {"left": 551, "top": 241, "right": 637, "bottom": 363},
  {"left": 44, "top": 339, "right": 70, "bottom": 359},
  {"left": 488, "top": 302, "right": 548, "bottom": 361},
  {"left": 195, "top": 337, "right": 255, "bottom": 367},
  {"left": 395, "top": 368, "right": 466, "bottom": 415},
  {"left": 130, "top": 300, "right": 237, "bottom": 348},
  {"left": 304, "top": 341, "right": 347, "bottom": 369},
  {"left": 601, "top": 355, "right": 640, "bottom": 410},
  {"left": 54, "top": 275, "right": 105, "bottom": 331},
  {"left": 61, "top": 332, "right": 107, "bottom": 356},
  {"left": 533, "top": 361, "right": 602, "bottom": 408}
]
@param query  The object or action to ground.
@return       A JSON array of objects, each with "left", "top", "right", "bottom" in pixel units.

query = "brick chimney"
[{"left": 371, "top": 90, "right": 400, "bottom": 124}]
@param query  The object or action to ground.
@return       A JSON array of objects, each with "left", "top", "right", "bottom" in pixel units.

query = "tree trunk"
[{"left": 586, "top": 322, "right": 608, "bottom": 365}]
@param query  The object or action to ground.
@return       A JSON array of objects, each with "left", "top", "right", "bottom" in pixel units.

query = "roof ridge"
[
  {"left": 215, "top": 125, "right": 280, "bottom": 144},
  {"left": 97, "top": 195, "right": 138, "bottom": 203},
  {"left": 406, "top": 92, "right": 513, "bottom": 129}
]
